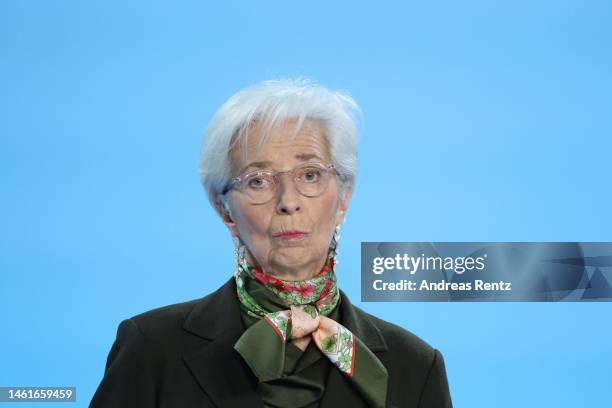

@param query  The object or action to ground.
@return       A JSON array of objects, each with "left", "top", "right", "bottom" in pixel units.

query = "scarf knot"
[
  {"left": 233, "top": 251, "right": 389, "bottom": 408},
  {"left": 264, "top": 304, "right": 320, "bottom": 351}
]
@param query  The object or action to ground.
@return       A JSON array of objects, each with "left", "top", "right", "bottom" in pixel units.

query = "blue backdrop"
[{"left": 2, "top": 1, "right": 611, "bottom": 407}]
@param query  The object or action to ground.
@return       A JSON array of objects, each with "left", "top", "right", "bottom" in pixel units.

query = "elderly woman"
[{"left": 90, "top": 79, "right": 452, "bottom": 408}]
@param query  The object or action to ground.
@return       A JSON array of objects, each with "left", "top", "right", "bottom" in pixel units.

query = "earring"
[
  {"left": 331, "top": 224, "right": 341, "bottom": 249},
  {"left": 233, "top": 235, "right": 248, "bottom": 270},
  {"left": 330, "top": 224, "right": 341, "bottom": 267}
]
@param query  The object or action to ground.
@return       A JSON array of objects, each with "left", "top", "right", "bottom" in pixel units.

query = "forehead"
[{"left": 229, "top": 119, "right": 331, "bottom": 174}]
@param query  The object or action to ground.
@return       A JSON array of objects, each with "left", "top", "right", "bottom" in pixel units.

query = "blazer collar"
[{"left": 182, "top": 276, "right": 388, "bottom": 408}]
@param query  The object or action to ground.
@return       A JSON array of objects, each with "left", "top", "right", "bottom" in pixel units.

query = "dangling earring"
[
  {"left": 233, "top": 235, "right": 248, "bottom": 270},
  {"left": 330, "top": 224, "right": 341, "bottom": 267}
]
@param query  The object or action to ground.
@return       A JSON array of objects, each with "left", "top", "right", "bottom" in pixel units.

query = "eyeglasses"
[{"left": 223, "top": 163, "right": 338, "bottom": 204}]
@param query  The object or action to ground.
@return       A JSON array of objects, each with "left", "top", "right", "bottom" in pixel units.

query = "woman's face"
[{"left": 222, "top": 119, "right": 352, "bottom": 280}]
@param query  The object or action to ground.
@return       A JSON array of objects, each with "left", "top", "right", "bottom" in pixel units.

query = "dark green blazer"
[{"left": 90, "top": 277, "right": 452, "bottom": 408}]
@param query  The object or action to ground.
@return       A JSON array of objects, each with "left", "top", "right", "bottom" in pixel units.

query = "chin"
[{"left": 271, "top": 248, "right": 313, "bottom": 269}]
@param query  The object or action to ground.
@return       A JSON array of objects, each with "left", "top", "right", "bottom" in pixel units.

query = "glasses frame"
[{"left": 223, "top": 163, "right": 337, "bottom": 204}]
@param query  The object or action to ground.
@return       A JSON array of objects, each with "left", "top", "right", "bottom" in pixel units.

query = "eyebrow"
[
  {"left": 295, "top": 153, "right": 322, "bottom": 161},
  {"left": 239, "top": 153, "right": 324, "bottom": 174}
]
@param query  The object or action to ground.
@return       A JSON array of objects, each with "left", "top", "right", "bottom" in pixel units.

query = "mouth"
[{"left": 272, "top": 230, "right": 310, "bottom": 241}]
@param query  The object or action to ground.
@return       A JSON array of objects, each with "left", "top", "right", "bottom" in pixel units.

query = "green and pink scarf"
[{"left": 233, "top": 252, "right": 389, "bottom": 408}]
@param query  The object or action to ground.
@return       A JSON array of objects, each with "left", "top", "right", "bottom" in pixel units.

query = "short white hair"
[{"left": 199, "top": 78, "right": 361, "bottom": 208}]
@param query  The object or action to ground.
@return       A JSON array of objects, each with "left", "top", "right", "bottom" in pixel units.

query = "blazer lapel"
[
  {"left": 182, "top": 277, "right": 264, "bottom": 408},
  {"left": 319, "top": 289, "right": 389, "bottom": 408}
]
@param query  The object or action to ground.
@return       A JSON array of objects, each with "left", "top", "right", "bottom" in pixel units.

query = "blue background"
[{"left": 2, "top": 1, "right": 611, "bottom": 407}]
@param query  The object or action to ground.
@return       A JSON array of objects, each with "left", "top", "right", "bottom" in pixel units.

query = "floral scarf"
[{"left": 233, "top": 252, "right": 389, "bottom": 408}]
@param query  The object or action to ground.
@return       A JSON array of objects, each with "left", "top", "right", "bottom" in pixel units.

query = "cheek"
[
  {"left": 233, "top": 202, "right": 272, "bottom": 237},
  {"left": 313, "top": 193, "right": 341, "bottom": 230}
]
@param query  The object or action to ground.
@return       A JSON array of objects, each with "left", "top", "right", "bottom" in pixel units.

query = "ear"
[
  {"left": 335, "top": 184, "right": 353, "bottom": 226},
  {"left": 214, "top": 196, "right": 240, "bottom": 237}
]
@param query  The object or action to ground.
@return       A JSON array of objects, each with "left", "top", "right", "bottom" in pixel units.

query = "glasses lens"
[
  {"left": 243, "top": 172, "right": 275, "bottom": 203},
  {"left": 295, "top": 165, "right": 330, "bottom": 197}
]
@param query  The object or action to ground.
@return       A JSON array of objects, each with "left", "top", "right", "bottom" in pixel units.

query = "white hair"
[{"left": 199, "top": 78, "right": 361, "bottom": 209}]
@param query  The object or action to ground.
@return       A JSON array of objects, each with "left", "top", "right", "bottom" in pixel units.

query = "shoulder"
[
  {"left": 122, "top": 290, "right": 213, "bottom": 349},
  {"left": 129, "top": 297, "right": 200, "bottom": 333},
  {"left": 353, "top": 306, "right": 453, "bottom": 406},
  {"left": 353, "top": 305, "right": 440, "bottom": 371},
  {"left": 119, "top": 279, "right": 232, "bottom": 350},
  {"left": 90, "top": 286, "right": 232, "bottom": 406},
  {"left": 359, "top": 305, "right": 435, "bottom": 353}
]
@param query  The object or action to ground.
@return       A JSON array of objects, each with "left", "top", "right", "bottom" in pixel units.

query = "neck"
[{"left": 246, "top": 251, "right": 329, "bottom": 281}]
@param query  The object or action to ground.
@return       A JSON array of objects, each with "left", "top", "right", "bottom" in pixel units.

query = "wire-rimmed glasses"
[{"left": 223, "top": 163, "right": 337, "bottom": 204}]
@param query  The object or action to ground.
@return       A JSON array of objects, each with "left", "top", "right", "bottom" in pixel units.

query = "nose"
[{"left": 275, "top": 173, "right": 301, "bottom": 214}]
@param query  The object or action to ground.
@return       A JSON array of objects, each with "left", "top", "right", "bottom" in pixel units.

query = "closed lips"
[{"left": 273, "top": 231, "right": 309, "bottom": 238}]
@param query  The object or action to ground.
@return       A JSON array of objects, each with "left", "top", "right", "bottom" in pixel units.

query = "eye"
[
  {"left": 246, "top": 175, "right": 271, "bottom": 189},
  {"left": 302, "top": 168, "right": 322, "bottom": 183}
]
